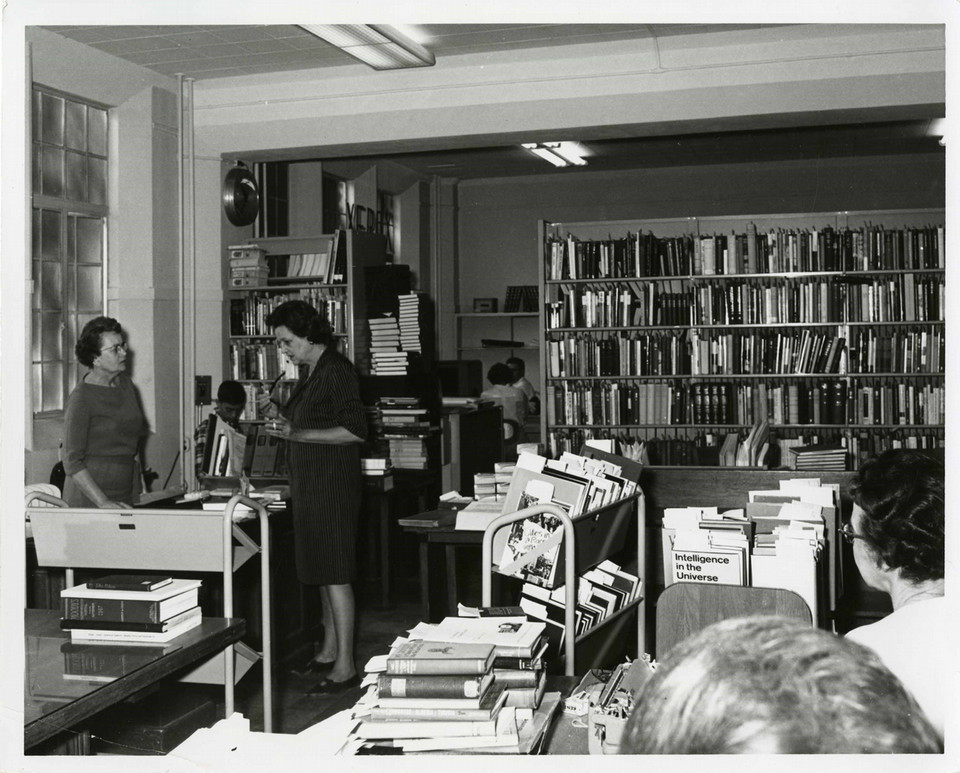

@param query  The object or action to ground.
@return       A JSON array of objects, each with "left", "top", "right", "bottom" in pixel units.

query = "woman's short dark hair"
[
  {"left": 487, "top": 363, "right": 514, "bottom": 385},
  {"left": 850, "top": 449, "right": 944, "bottom": 583},
  {"left": 621, "top": 616, "right": 941, "bottom": 754},
  {"left": 75, "top": 316, "right": 123, "bottom": 368},
  {"left": 264, "top": 300, "right": 336, "bottom": 347}
]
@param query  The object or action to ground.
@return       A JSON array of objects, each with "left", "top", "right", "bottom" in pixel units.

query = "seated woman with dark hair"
[
  {"left": 844, "top": 448, "right": 945, "bottom": 736},
  {"left": 620, "top": 616, "right": 941, "bottom": 754}
]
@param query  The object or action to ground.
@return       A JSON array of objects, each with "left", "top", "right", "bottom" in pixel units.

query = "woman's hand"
[
  {"left": 256, "top": 389, "right": 279, "bottom": 420},
  {"left": 264, "top": 417, "right": 294, "bottom": 440}
]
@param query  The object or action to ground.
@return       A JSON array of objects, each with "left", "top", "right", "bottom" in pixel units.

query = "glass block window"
[{"left": 31, "top": 87, "right": 108, "bottom": 416}]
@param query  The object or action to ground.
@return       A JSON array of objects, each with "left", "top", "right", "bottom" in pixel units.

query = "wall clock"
[{"left": 222, "top": 162, "right": 260, "bottom": 226}]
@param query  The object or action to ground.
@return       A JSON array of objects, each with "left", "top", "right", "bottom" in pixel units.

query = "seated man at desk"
[
  {"left": 620, "top": 616, "right": 941, "bottom": 754},
  {"left": 195, "top": 380, "right": 247, "bottom": 477},
  {"left": 481, "top": 363, "right": 528, "bottom": 442}
]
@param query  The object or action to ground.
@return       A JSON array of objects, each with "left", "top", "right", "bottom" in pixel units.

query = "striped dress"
[{"left": 281, "top": 347, "right": 367, "bottom": 586}]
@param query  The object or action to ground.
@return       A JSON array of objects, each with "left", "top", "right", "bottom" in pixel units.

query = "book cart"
[
  {"left": 480, "top": 489, "right": 646, "bottom": 677},
  {"left": 25, "top": 492, "right": 275, "bottom": 732}
]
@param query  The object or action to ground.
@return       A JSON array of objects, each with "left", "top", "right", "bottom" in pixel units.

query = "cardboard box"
[{"left": 227, "top": 245, "right": 266, "bottom": 262}]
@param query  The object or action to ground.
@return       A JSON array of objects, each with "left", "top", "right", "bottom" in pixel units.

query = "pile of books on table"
[
  {"left": 60, "top": 575, "right": 203, "bottom": 644},
  {"left": 345, "top": 614, "right": 559, "bottom": 754}
]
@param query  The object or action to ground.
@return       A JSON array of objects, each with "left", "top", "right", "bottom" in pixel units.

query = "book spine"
[
  {"left": 377, "top": 674, "right": 487, "bottom": 698},
  {"left": 61, "top": 617, "right": 169, "bottom": 633},
  {"left": 385, "top": 657, "right": 489, "bottom": 676},
  {"left": 60, "top": 597, "right": 160, "bottom": 624},
  {"left": 366, "top": 705, "right": 495, "bottom": 722}
]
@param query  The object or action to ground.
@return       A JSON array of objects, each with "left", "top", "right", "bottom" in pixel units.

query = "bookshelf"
[
  {"left": 227, "top": 230, "right": 389, "bottom": 417},
  {"left": 455, "top": 311, "right": 539, "bottom": 372},
  {"left": 538, "top": 210, "right": 945, "bottom": 469}
]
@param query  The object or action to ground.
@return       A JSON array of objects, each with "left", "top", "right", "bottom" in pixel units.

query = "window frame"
[{"left": 30, "top": 85, "right": 110, "bottom": 423}]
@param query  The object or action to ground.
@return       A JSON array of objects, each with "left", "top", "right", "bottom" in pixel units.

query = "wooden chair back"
[{"left": 655, "top": 582, "right": 812, "bottom": 658}]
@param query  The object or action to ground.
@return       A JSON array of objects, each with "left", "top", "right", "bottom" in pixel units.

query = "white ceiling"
[
  {"left": 42, "top": 23, "right": 776, "bottom": 80},
  {"left": 40, "top": 23, "right": 944, "bottom": 178}
]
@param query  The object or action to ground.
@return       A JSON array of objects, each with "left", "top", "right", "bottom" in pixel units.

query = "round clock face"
[{"left": 223, "top": 165, "right": 260, "bottom": 226}]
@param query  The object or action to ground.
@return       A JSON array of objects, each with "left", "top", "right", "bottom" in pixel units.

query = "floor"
[{"left": 231, "top": 594, "right": 424, "bottom": 734}]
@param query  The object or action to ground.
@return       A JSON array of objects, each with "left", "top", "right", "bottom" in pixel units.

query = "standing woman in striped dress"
[{"left": 258, "top": 300, "right": 367, "bottom": 692}]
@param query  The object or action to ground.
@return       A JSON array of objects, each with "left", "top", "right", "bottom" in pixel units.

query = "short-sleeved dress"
[
  {"left": 61, "top": 374, "right": 148, "bottom": 507},
  {"left": 281, "top": 347, "right": 367, "bottom": 586}
]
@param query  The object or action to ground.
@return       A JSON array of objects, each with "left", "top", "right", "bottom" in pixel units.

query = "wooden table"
[{"left": 24, "top": 609, "right": 244, "bottom": 752}]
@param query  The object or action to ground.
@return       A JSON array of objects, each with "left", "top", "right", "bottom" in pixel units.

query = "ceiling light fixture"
[
  {"left": 522, "top": 141, "right": 588, "bottom": 167},
  {"left": 299, "top": 24, "right": 435, "bottom": 70}
]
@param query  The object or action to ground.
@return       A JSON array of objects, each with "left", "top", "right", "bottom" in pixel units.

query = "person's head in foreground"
[
  {"left": 620, "top": 616, "right": 941, "bottom": 754},
  {"left": 848, "top": 448, "right": 944, "bottom": 597}
]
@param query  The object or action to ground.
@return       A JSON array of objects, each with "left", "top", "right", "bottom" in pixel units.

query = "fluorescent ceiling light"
[
  {"left": 299, "top": 24, "right": 435, "bottom": 70},
  {"left": 522, "top": 141, "right": 589, "bottom": 168}
]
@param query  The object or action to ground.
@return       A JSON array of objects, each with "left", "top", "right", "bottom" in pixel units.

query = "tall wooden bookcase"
[
  {"left": 537, "top": 210, "right": 945, "bottom": 470},
  {"left": 227, "top": 229, "right": 388, "bottom": 409}
]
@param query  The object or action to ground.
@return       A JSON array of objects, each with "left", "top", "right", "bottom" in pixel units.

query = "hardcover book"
[
  {"left": 60, "top": 588, "right": 200, "bottom": 625},
  {"left": 61, "top": 605, "right": 201, "bottom": 634},
  {"left": 367, "top": 684, "right": 507, "bottom": 722},
  {"left": 377, "top": 670, "right": 494, "bottom": 699},
  {"left": 86, "top": 574, "right": 172, "bottom": 592},
  {"left": 385, "top": 639, "right": 496, "bottom": 676}
]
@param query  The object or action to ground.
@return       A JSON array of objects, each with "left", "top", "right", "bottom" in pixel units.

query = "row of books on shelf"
[
  {"left": 269, "top": 231, "right": 345, "bottom": 283},
  {"left": 544, "top": 428, "right": 944, "bottom": 468},
  {"left": 692, "top": 275, "right": 943, "bottom": 325},
  {"left": 545, "top": 327, "right": 942, "bottom": 379},
  {"left": 59, "top": 575, "right": 203, "bottom": 646},
  {"left": 545, "top": 380, "right": 879, "bottom": 428},
  {"left": 230, "top": 293, "right": 347, "bottom": 337},
  {"left": 239, "top": 382, "right": 295, "bottom": 421},
  {"left": 503, "top": 285, "right": 539, "bottom": 313},
  {"left": 544, "top": 224, "right": 944, "bottom": 280},
  {"left": 344, "top": 613, "right": 557, "bottom": 754},
  {"left": 230, "top": 342, "right": 299, "bottom": 381},
  {"left": 546, "top": 275, "right": 944, "bottom": 329},
  {"left": 517, "top": 559, "right": 642, "bottom": 646}
]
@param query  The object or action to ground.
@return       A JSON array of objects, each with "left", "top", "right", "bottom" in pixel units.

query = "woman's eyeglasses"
[
  {"left": 839, "top": 522, "right": 866, "bottom": 544},
  {"left": 100, "top": 342, "right": 128, "bottom": 355}
]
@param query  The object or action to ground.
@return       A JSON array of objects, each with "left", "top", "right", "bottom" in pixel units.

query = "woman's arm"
[
  {"left": 266, "top": 420, "right": 363, "bottom": 445},
  {"left": 69, "top": 468, "right": 129, "bottom": 508}
]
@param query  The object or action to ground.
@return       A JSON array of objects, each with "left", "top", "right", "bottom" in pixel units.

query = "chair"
[{"left": 655, "top": 582, "right": 813, "bottom": 658}]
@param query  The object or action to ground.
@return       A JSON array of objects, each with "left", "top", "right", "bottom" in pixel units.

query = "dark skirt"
[
  {"left": 288, "top": 441, "right": 362, "bottom": 586},
  {"left": 62, "top": 455, "right": 141, "bottom": 508}
]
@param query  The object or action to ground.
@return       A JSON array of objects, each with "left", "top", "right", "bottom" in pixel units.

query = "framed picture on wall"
[{"left": 473, "top": 298, "right": 498, "bottom": 313}]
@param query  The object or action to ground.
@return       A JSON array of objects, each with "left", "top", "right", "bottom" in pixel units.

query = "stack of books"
[
  {"left": 361, "top": 457, "right": 393, "bottom": 477},
  {"left": 519, "top": 560, "right": 642, "bottom": 650},
  {"left": 397, "top": 292, "right": 425, "bottom": 354},
  {"left": 347, "top": 615, "right": 558, "bottom": 753},
  {"left": 789, "top": 443, "right": 847, "bottom": 471},
  {"left": 60, "top": 575, "right": 203, "bottom": 644},
  {"left": 379, "top": 400, "right": 437, "bottom": 470},
  {"left": 355, "top": 640, "right": 508, "bottom": 749},
  {"left": 368, "top": 315, "right": 407, "bottom": 375}
]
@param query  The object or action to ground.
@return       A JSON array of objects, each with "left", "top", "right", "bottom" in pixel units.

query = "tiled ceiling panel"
[{"left": 41, "top": 23, "right": 771, "bottom": 80}]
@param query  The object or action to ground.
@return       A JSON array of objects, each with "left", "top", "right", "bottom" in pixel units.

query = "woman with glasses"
[
  {"left": 257, "top": 300, "right": 366, "bottom": 693},
  {"left": 62, "top": 316, "right": 148, "bottom": 509},
  {"left": 843, "top": 448, "right": 945, "bottom": 737}
]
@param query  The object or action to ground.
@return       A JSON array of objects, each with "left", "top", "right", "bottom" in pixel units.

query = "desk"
[{"left": 25, "top": 609, "right": 244, "bottom": 752}]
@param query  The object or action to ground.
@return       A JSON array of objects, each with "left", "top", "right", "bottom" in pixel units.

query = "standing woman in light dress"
[{"left": 62, "top": 316, "right": 148, "bottom": 508}]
